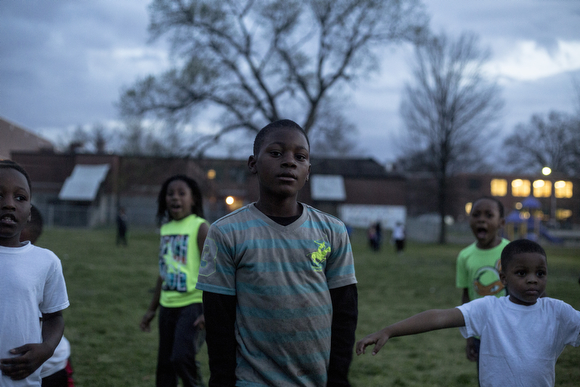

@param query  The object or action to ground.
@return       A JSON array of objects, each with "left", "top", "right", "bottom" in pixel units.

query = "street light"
[{"left": 542, "top": 167, "right": 556, "bottom": 226}]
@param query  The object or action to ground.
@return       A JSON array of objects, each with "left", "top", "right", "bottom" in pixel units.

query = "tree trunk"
[{"left": 438, "top": 175, "right": 447, "bottom": 244}]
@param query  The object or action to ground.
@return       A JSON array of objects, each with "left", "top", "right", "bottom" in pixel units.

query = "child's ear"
[
  {"left": 248, "top": 155, "right": 257, "bottom": 174},
  {"left": 500, "top": 271, "right": 507, "bottom": 287}
]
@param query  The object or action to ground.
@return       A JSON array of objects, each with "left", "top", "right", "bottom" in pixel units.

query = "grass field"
[{"left": 36, "top": 227, "right": 580, "bottom": 386}]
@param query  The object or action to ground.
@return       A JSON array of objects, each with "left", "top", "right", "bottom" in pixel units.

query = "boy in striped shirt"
[{"left": 197, "top": 120, "right": 358, "bottom": 386}]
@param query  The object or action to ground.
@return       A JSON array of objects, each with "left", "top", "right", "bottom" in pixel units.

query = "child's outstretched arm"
[
  {"left": 356, "top": 308, "right": 465, "bottom": 356},
  {"left": 0, "top": 311, "right": 64, "bottom": 381}
]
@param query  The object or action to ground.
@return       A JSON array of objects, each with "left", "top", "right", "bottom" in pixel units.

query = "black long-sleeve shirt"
[{"left": 203, "top": 284, "right": 358, "bottom": 387}]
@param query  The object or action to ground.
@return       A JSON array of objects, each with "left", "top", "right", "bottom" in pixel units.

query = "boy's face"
[
  {"left": 500, "top": 252, "right": 547, "bottom": 306},
  {"left": 0, "top": 168, "right": 32, "bottom": 247},
  {"left": 248, "top": 128, "right": 311, "bottom": 200},
  {"left": 469, "top": 199, "right": 505, "bottom": 248}
]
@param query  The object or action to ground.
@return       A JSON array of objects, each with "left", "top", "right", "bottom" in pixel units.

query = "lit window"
[
  {"left": 533, "top": 180, "right": 551, "bottom": 197},
  {"left": 556, "top": 209, "right": 572, "bottom": 220},
  {"left": 465, "top": 202, "right": 472, "bottom": 215},
  {"left": 511, "top": 179, "right": 530, "bottom": 197},
  {"left": 490, "top": 179, "right": 507, "bottom": 196},
  {"left": 555, "top": 181, "right": 573, "bottom": 198},
  {"left": 207, "top": 169, "right": 216, "bottom": 179}
]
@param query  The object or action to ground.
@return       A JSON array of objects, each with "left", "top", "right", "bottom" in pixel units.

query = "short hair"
[
  {"left": 156, "top": 174, "right": 204, "bottom": 226},
  {"left": 501, "top": 239, "right": 547, "bottom": 271},
  {"left": 21, "top": 205, "right": 43, "bottom": 244},
  {"left": 472, "top": 196, "right": 504, "bottom": 218},
  {"left": 253, "top": 119, "right": 310, "bottom": 156},
  {"left": 0, "top": 159, "right": 32, "bottom": 196}
]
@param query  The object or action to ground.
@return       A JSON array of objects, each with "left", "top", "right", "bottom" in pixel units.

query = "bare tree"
[
  {"left": 503, "top": 111, "right": 580, "bottom": 177},
  {"left": 399, "top": 31, "right": 503, "bottom": 243},
  {"left": 119, "top": 0, "right": 427, "bottom": 156},
  {"left": 66, "top": 123, "right": 112, "bottom": 154}
]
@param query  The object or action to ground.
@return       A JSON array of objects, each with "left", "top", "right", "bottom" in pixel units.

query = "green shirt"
[{"left": 456, "top": 238, "right": 510, "bottom": 302}]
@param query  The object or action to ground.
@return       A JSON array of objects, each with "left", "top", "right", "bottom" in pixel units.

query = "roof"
[
  {"left": 59, "top": 164, "right": 110, "bottom": 201},
  {"left": 0, "top": 116, "right": 53, "bottom": 159}
]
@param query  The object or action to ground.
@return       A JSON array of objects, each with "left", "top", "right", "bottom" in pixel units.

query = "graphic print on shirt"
[
  {"left": 473, "top": 259, "right": 505, "bottom": 297},
  {"left": 159, "top": 234, "right": 189, "bottom": 292},
  {"left": 309, "top": 240, "right": 331, "bottom": 272},
  {"left": 198, "top": 238, "right": 217, "bottom": 277}
]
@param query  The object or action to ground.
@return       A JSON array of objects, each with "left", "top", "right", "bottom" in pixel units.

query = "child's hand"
[
  {"left": 465, "top": 338, "right": 479, "bottom": 362},
  {"left": 140, "top": 310, "right": 156, "bottom": 332},
  {"left": 194, "top": 313, "right": 205, "bottom": 330},
  {"left": 356, "top": 329, "right": 390, "bottom": 356},
  {"left": 0, "top": 343, "right": 52, "bottom": 380}
]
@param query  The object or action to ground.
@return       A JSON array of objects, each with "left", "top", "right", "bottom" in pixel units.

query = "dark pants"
[
  {"left": 42, "top": 359, "right": 74, "bottom": 387},
  {"left": 395, "top": 239, "right": 405, "bottom": 252},
  {"left": 42, "top": 369, "right": 67, "bottom": 387},
  {"left": 157, "top": 303, "right": 204, "bottom": 387}
]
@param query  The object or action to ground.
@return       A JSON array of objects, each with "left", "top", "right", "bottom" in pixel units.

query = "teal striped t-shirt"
[{"left": 197, "top": 203, "right": 357, "bottom": 386}]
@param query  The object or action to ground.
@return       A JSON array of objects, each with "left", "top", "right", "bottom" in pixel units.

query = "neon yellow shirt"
[{"left": 159, "top": 214, "right": 205, "bottom": 308}]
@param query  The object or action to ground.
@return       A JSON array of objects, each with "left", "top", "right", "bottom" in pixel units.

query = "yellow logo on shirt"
[{"left": 309, "top": 240, "right": 331, "bottom": 272}]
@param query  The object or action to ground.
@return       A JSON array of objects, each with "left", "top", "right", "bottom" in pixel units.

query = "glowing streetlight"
[
  {"left": 542, "top": 167, "right": 556, "bottom": 225},
  {"left": 225, "top": 196, "right": 235, "bottom": 205}
]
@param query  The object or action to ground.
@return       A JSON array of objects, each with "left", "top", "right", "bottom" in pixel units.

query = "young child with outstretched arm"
[
  {"left": 357, "top": 239, "right": 580, "bottom": 387},
  {"left": 196, "top": 120, "right": 358, "bottom": 387},
  {"left": 0, "top": 160, "right": 69, "bottom": 386}
]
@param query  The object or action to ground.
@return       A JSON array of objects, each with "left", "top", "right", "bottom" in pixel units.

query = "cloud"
[{"left": 488, "top": 40, "right": 580, "bottom": 81}]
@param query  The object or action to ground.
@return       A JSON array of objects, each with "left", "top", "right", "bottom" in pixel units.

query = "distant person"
[
  {"left": 0, "top": 160, "right": 69, "bottom": 386},
  {"left": 196, "top": 120, "right": 358, "bottom": 386},
  {"left": 116, "top": 207, "right": 128, "bottom": 246},
  {"left": 368, "top": 222, "right": 378, "bottom": 251},
  {"left": 20, "top": 205, "right": 75, "bottom": 387},
  {"left": 140, "top": 174, "right": 209, "bottom": 387},
  {"left": 456, "top": 196, "right": 509, "bottom": 378},
  {"left": 356, "top": 239, "right": 580, "bottom": 387},
  {"left": 374, "top": 221, "right": 382, "bottom": 251},
  {"left": 392, "top": 222, "right": 406, "bottom": 255}
]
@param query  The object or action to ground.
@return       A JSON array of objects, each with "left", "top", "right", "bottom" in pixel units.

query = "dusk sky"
[{"left": 1, "top": 0, "right": 579, "bottom": 164}]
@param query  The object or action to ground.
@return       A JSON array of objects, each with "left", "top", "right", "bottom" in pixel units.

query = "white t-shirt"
[
  {"left": 392, "top": 225, "right": 405, "bottom": 240},
  {"left": 0, "top": 243, "right": 69, "bottom": 387},
  {"left": 40, "top": 337, "right": 70, "bottom": 378},
  {"left": 457, "top": 296, "right": 580, "bottom": 387}
]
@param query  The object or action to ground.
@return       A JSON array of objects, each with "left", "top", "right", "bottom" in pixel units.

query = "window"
[
  {"left": 511, "top": 179, "right": 530, "bottom": 197},
  {"left": 490, "top": 179, "right": 507, "bottom": 196},
  {"left": 556, "top": 209, "right": 572, "bottom": 220},
  {"left": 554, "top": 181, "right": 573, "bottom": 198},
  {"left": 465, "top": 202, "right": 472, "bottom": 215},
  {"left": 532, "top": 180, "right": 551, "bottom": 197}
]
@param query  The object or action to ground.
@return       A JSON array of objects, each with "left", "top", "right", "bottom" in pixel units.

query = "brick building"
[
  {"left": 406, "top": 173, "right": 579, "bottom": 226},
  {"left": 11, "top": 151, "right": 407, "bottom": 229}
]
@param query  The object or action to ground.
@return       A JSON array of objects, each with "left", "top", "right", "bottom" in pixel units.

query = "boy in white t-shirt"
[
  {"left": 0, "top": 160, "right": 69, "bottom": 386},
  {"left": 356, "top": 239, "right": 580, "bottom": 387}
]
